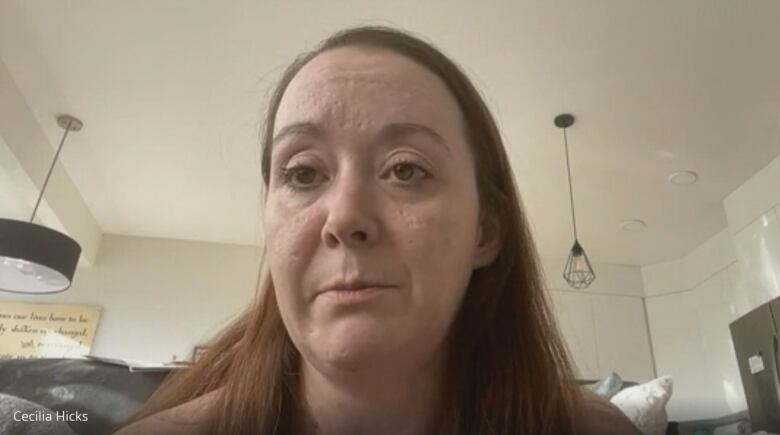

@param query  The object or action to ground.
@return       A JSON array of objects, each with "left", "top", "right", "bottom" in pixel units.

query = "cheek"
[
  {"left": 391, "top": 203, "right": 478, "bottom": 339},
  {"left": 394, "top": 199, "right": 479, "bottom": 281},
  {"left": 264, "top": 200, "right": 323, "bottom": 298}
]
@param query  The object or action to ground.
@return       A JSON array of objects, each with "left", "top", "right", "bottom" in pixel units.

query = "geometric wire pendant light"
[
  {"left": 0, "top": 115, "right": 83, "bottom": 294},
  {"left": 555, "top": 113, "right": 596, "bottom": 289}
]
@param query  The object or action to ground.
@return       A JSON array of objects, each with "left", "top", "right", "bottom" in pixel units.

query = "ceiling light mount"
[
  {"left": 57, "top": 114, "right": 83, "bottom": 132},
  {"left": 554, "top": 113, "right": 575, "bottom": 129}
]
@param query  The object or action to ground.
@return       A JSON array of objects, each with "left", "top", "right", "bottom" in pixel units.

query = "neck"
[{"left": 295, "top": 350, "right": 446, "bottom": 435}]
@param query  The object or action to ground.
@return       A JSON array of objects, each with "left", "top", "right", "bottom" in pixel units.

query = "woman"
[{"left": 118, "top": 26, "right": 639, "bottom": 435}]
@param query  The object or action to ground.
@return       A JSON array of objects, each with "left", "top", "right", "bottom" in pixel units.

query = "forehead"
[{"left": 273, "top": 46, "right": 464, "bottom": 137}]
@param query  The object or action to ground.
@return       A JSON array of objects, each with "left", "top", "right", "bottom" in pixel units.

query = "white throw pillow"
[{"left": 609, "top": 375, "right": 673, "bottom": 435}]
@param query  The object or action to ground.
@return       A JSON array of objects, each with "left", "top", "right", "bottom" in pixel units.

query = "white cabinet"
[
  {"left": 550, "top": 290, "right": 654, "bottom": 381},
  {"left": 646, "top": 291, "right": 712, "bottom": 420},
  {"left": 646, "top": 269, "right": 747, "bottom": 421},
  {"left": 690, "top": 271, "right": 748, "bottom": 415},
  {"left": 549, "top": 291, "right": 599, "bottom": 379},
  {"left": 592, "top": 294, "right": 655, "bottom": 382},
  {"left": 732, "top": 208, "right": 780, "bottom": 310}
]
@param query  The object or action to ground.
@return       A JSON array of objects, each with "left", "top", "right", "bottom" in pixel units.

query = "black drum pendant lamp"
[
  {"left": 555, "top": 113, "right": 596, "bottom": 289},
  {"left": 0, "top": 115, "right": 83, "bottom": 294}
]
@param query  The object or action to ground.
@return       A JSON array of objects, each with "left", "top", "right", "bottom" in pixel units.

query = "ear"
[{"left": 472, "top": 212, "right": 502, "bottom": 269}]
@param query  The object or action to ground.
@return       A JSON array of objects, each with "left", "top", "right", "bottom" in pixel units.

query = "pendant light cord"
[
  {"left": 30, "top": 118, "right": 73, "bottom": 223},
  {"left": 563, "top": 128, "right": 579, "bottom": 241}
]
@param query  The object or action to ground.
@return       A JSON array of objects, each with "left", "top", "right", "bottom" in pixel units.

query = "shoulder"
[
  {"left": 113, "top": 390, "right": 220, "bottom": 435},
  {"left": 578, "top": 390, "right": 641, "bottom": 435}
]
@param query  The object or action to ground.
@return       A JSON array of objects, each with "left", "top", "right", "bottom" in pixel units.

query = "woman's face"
[{"left": 264, "top": 47, "right": 498, "bottom": 373}]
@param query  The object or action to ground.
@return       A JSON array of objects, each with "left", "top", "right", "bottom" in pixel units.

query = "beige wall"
[{"left": 0, "top": 234, "right": 262, "bottom": 362}]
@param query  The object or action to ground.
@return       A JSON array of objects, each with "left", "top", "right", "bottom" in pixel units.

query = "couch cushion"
[
  {"left": 610, "top": 376, "right": 674, "bottom": 435},
  {"left": 0, "top": 359, "right": 170, "bottom": 435},
  {"left": 586, "top": 371, "right": 626, "bottom": 399},
  {"left": 0, "top": 393, "right": 76, "bottom": 435}
]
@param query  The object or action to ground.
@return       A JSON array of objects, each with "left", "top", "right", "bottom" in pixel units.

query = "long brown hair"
[{"left": 124, "top": 26, "right": 583, "bottom": 434}]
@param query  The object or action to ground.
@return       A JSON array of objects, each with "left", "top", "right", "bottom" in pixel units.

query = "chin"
[{"left": 316, "top": 331, "right": 394, "bottom": 369}]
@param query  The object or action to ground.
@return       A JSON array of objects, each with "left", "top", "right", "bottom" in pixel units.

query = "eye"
[
  {"left": 278, "top": 165, "right": 327, "bottom": 190},
  {"left": 388, "top": 161, "right": 429, "bottom": 182}
]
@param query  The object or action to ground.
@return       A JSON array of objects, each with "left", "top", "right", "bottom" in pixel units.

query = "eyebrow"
[
  {"left": 271, "top": 122, "right": 326, "bottom": 146},
  {"left": 271, "top": 121, "right": 450, "bottom": 155},
  {"left": 379, "top": 122, "right": 450, "bottom": 155}
]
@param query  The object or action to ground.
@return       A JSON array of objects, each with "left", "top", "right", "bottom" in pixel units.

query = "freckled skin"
[{"left": 263, "top": 47, "right": 498, "bottom": 380}]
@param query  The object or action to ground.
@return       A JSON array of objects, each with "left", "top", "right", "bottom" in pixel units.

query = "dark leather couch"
[{"left": 0, "top": 359, "right": 170, "bottom": 435}]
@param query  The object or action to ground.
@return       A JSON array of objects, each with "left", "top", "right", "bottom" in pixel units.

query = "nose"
[{"left": 321, "top": 173, "right": 380, "bottom": 249}]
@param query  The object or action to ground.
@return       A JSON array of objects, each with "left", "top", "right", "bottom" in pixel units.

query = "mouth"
[
  {"left": 322, "top": 280, "right": 392, "bottom": 292},
  {"left": 317, "top": 280, "right": 395, "bottom": 296},
  {"left": 317, "top": 284, "right": 394, "bottom": 303}
]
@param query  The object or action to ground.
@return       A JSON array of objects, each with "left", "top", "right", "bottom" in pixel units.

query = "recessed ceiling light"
[
  {"left": 668, "top": 170, "right": 699, "bottom": 186},
  {"left": 620, "top": 219, "right": 647, "bottom": 232}
]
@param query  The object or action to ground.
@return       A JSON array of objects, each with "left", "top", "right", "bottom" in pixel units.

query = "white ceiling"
[{"left": 1, "top": 0, "right": 779, "bottom": 266}]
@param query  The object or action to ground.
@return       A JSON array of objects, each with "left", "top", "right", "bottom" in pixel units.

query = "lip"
[
  {"left": 318, "top": 286, "right": 392, "bottom": 303},
  {"left": 320, "top": 280, "right": 394, "bottom": 293},
  {"left": 316, "top": 280, "right": 395, "bottom": 299}
]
